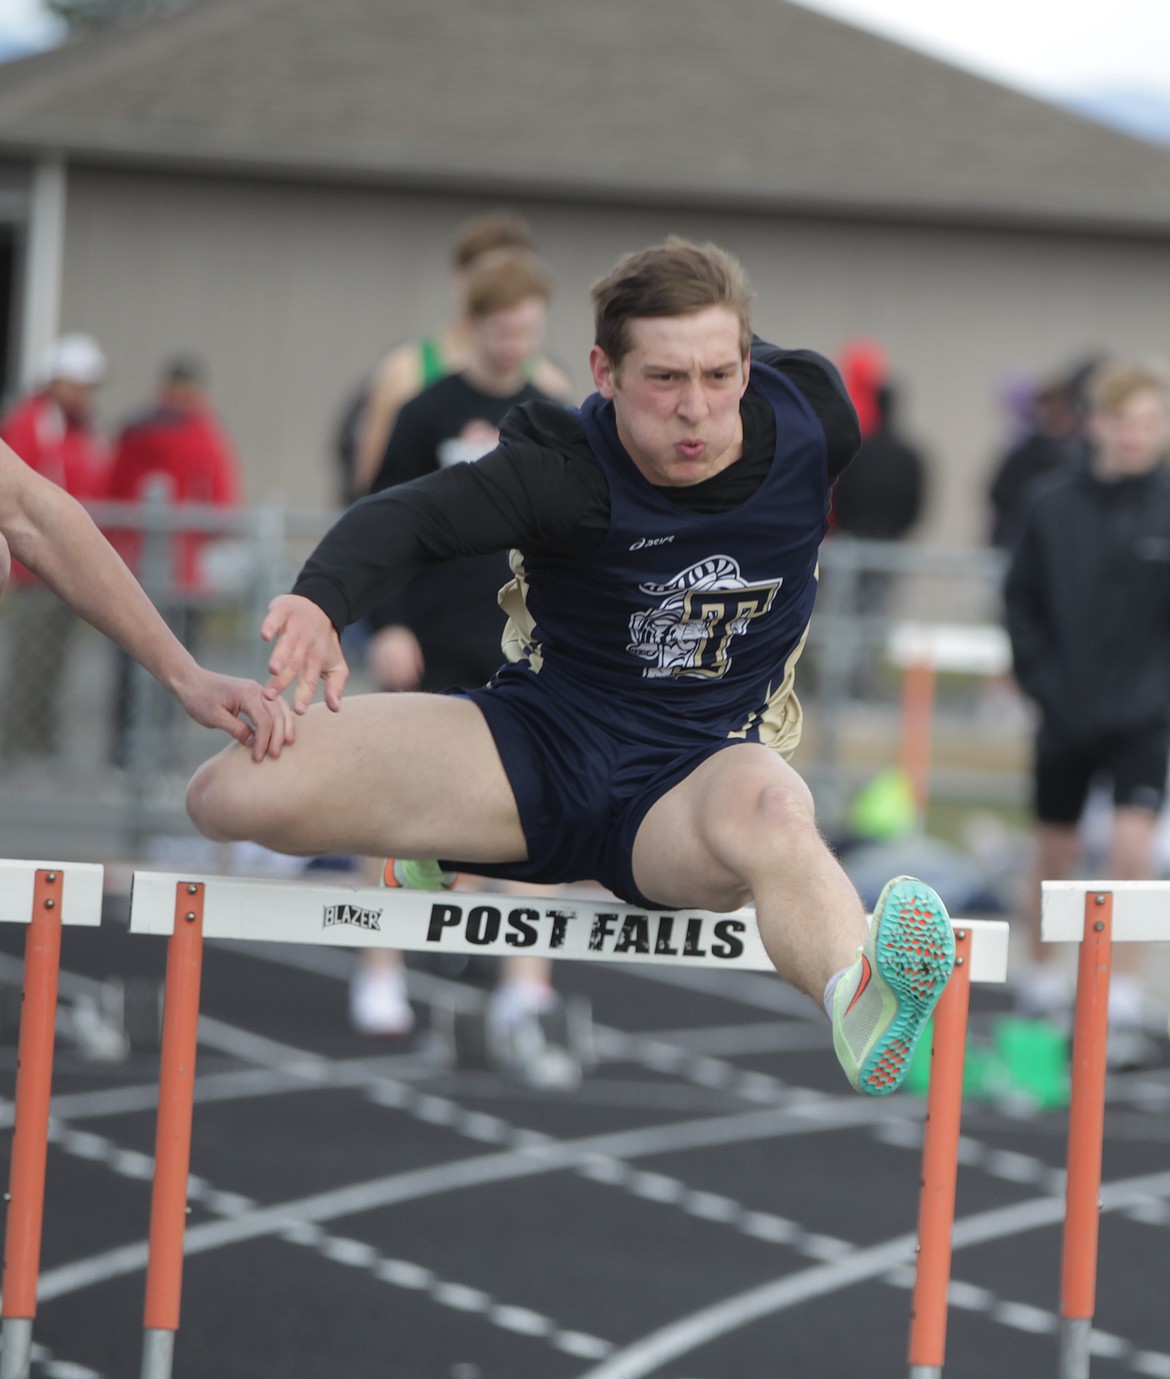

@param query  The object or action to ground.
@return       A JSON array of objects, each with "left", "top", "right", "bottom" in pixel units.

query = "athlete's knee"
[
  {"left": 186, "top": 750, "right": 258, "bottom": 842},
  {"left": 745, "top": 778, "right": 817, "bottom": 839},
  {"left": 702, "top": 776, "right": 818, "bottom": 869}
]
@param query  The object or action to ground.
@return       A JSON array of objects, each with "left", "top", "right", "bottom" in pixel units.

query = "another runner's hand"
[
  {"left": 261, "top": 593, "right": 349, "bottom": 714},
  {"left": 177, "top": 668, "right": 297, "bottom": 761}
]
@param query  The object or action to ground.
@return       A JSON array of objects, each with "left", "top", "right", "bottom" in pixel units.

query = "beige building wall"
[{"left": 57, "top": 167, "right": 1170, "bottom": 541}]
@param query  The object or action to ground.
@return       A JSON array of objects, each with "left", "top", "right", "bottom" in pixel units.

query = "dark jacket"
[{"left": 1004, "top": 461, "right": 1170, "bottom": 739}]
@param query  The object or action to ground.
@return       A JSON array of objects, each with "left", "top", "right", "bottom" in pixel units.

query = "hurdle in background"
[
  {"left": 127, "top": 871, "right": 1008, "bottom": 1379},
  {"left": 0, "top": 861, "right": 104, "bottom": 1379},
  {"left": 1042, "top": 879, "right": 1170, "bottom": 1379},
  {"left": 886, "top": 621, "right": 1012, "bottom": 820}
]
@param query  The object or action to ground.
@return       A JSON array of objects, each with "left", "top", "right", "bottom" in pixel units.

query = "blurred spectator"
[
  {"left": 336, "top": 208, "right": 573, "bottom": 503},
  {"left": 0, "top": 334, "right": 109, "bottom": 760},
  {"left": 350, "top": 251, "right": 577, "bottom": 1086},
  {"left": 106, "top": 355, "right": 242, "bottom": 764},
  {"left": 830, "top": 354, "right": 928, "bottom": 697},
  {"left": 1004, "top": 360, "right": 1170, "bottom": 1066},
  {"left": 830, "top": 382, "right": 927, "bottom": 546},
  {"left": 366, "top": 249, "right": 559, "bottom": 694},
  {"left": 838, "top": 338, "right": 886, "bottom": 441},
  {"left": 988, "top": 374, "right": 1084, "bottom": 548}
]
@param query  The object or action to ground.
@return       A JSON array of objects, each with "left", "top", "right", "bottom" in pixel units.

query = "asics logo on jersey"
[{"left": 629, "top": 535, "right": 676, "bottom": 551}]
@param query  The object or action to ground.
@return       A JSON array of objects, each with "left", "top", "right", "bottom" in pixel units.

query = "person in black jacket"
[
  {"left": 988, "top": 376, "right": 1084, "bottom": 550},
  {"left": 1004, "top": 361, "right": 1170, "bottom": 1059}
]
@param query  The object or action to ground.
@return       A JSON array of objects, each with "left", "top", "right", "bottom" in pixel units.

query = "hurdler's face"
[{"left": 590, "top": 306, "right": 749, "bottom": 488}]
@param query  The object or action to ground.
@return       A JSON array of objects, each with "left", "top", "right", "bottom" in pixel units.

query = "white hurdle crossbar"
[
  {"left": 127, "top": 871, "right": 1008, "bottom": 1379},
  {"left": 0, "top": 861, "right": 104, "bottom": 1379},
  {"left": 1042, "top": 879, "right": 1170, "bottom": 1379}
]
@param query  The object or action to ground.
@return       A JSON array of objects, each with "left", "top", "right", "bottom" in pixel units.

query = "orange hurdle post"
[
  {"left": 1, "top": 871, "right": 63, "bottom": 1379},
  {"left": 1058, "top": 891, "right": 1113, "bottom": 1379},
  {"left": 908, "top": 927, "right": 972, "bottom": 1379},
  {"left": 140, "top": 881, "right": 205, "bottom": 1379}
]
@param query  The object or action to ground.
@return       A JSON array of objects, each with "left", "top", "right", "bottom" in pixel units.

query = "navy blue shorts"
[
  {"left": 443, "top": 664, "right": 747, "bottom": 907},
  {"left": 1034, "top": 719, "right": 1170, "bottom": 825}
]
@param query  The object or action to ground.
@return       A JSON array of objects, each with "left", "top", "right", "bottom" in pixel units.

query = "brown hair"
[
  {"left": 464, "top": 249, "right": 553, "bottom": 319},
  {"left": 451, "top": 210, "right": 535, "bottom": 272},
  {"left": 591, "top": 237, "right": 754, "bottom": 370},
  {"left": 1087, "top": 360, "right": 1170, "bottom": 414}
]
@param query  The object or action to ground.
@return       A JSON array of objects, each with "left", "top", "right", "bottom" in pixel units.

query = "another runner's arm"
[
  {"left": 750, "top": 340, "right": 861, "bottom": 481},
  {"left": 292, "top": 419, "right": 606, "bottom": 632}
]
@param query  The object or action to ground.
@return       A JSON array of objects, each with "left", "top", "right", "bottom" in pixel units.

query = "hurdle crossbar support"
[
  {"left": 907, "top": 926, "right": 973, "bottom": 1378},
  {"left": 1, "top": 872, "right": 62, "bottom": 1379},
  {"left": 1058, "top": 890, "right": 1113, "bottom": 1379},
  {"left": 140, "top": 882, "right": 205, "bottom": 1379},
  {"left": 127, "top": 872, "right": 1009, "bottom": 1379},
  {"left": 127, "top": 872, "right": 1011, "bottom": 981},
  {"left": 1, "top": 863, "right": 103, "bottom": 1379}
]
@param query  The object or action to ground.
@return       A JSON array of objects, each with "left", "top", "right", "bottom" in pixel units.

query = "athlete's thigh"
[
  {"left": 187, "top": 691, "right": 527, "bottom": 861},
  {"left": 631, "top": 743, "right": 813, "bottom": 910}
]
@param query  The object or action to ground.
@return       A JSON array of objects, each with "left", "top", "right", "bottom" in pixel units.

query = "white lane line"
[
  {"left": 223, "top": 939, "right": 814, "bottom": 1110},
  {"left": 0, "top": 1341, "right": 106, "bottom": 1379},
  {"left": 1133, "top": 1353, "right": 1170, "bottom": 1378},
  {"left": 616, "top": 962, "right": 815, "bottom": 1018},
  {"left": 283, "top": 1220, "right": 611, "bottom": 1359},
  {"left": 623, "top": 1020, "right": 831, "bottom": 1056},
  {"left": 572, "top": 1171, "right": 1170, "bottom": 1379},
  {"left": 34, "top": 1097, "right": 916, "bottom": 1305}
]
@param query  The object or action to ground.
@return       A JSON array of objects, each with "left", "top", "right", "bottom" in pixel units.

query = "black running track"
[{"left": 1, "top": 894, "right": 1169, "bottom": 1379}]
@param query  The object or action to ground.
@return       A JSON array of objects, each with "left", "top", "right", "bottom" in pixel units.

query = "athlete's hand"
[
  {"left": 261, "top": 593, "right": 350, "bottom": 714},
  {"left": 176, "top": 668, "right": 297, "bottom": 761}
]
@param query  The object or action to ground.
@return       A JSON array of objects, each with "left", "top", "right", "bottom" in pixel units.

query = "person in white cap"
[{"left": 0, "top": 334, "right": 113, "bottom": 758}]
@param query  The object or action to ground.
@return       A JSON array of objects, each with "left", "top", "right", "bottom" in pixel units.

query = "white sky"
[
  {"left": 0, "top": 0, "right": 60, "bottom": 44},
  {"left": 2, "top": 0, "right": 1170, "bottom": 98},
  {"left": 792, "top": 0, "right": 1170, "bottom": 96}
]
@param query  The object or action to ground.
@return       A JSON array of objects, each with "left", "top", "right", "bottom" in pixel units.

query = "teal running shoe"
[{"left": 832, "top": 876, "right": 955, "bottom": 1096}]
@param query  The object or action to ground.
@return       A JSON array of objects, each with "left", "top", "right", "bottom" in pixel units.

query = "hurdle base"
[
  {"left": 0, "top": 1317, "right": 33, "bottom": 1379},
  {"left": 1059, "top": 1318, "right": 1091, "bottom": 1379},
  {"left": 140, "top": 1328, "right": 175, "bottom": 1379}
]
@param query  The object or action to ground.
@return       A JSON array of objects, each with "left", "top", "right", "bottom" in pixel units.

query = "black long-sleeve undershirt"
[{"left": 294, "top": 342, "right": 859, "bottom": 631}]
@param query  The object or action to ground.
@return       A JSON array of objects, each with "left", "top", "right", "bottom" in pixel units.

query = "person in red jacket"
[
  {"left": 0, "top": 437, "right": 292, "bottom": 762},
  {"left": 106, "top": 355, "right": 242, "bottom": 765},
  {"left": 0, "top": 333, "right": 110, "bottom": 759}
]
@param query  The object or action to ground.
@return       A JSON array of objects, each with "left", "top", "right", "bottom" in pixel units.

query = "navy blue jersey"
[{"left": 499, "top": 360, "right": 829, "bottom": 750}]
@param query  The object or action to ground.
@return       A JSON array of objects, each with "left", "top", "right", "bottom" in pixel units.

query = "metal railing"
[{"left": 0, "top": 506, "right": 1025, "bottom": 860}]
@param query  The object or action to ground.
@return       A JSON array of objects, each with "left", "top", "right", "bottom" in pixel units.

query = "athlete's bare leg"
[
  {"left": 630, "top": 744, "right": 867, "bottom": 1007},
  {"left": 186, "top": 693, "right": 528, "bottom": 864}
]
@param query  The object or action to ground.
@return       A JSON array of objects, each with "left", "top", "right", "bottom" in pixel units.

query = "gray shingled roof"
[{"left": 3, "top": 0, "right": 1170, "bottom": 234}]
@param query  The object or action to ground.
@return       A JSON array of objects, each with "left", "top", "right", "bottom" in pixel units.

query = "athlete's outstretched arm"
[{"left": 0, "top": 441, "right": 294, "bottom": 760}]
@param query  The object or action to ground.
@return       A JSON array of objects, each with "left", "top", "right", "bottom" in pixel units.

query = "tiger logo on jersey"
[{"left": 627, "top": 556, "right": 782, "bottom": 679}]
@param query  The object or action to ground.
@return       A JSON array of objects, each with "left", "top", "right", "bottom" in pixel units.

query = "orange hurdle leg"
[
  {"left": 141, "top": 882, "right": 205, "bottom": 1379},
  {"left": 1059, "top": 891, "right": 1113, "bottom": 1379},
  {"left": 908, "top": 928, "right": 970, "bottom": 1379},
  {"left": 1, "top": 870, "right": 64, "bottom": 1379}
]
